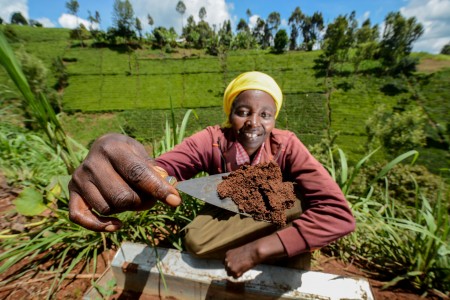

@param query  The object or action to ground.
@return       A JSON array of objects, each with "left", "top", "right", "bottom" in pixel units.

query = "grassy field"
[{"left": 1, "top": 25, "right": 449, "bottom": 173}]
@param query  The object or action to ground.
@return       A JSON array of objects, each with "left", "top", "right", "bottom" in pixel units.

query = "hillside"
[{"left": 1, "top": 25, "right": 449, "bottom": 173}]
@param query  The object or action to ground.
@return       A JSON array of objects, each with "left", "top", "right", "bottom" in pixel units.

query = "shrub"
[
  {"left": 352, "top": 162, "right": 447, "bottom": 209},
  {"left": 440, "top": 42, "right": 450, "bottom": 55},
  {"left": 273, "top": 29, "right": 288, "bottom": 54},
  {"left": 366, "top": 105, "right": 427, "bottom": 156}
]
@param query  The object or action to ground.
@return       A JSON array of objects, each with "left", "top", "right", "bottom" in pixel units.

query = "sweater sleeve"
[
  {"left": 276, "top": 133, "right": 356, "bottom": 257},
  {"left": 155, "top": 127, "right": 215, "bottom": 181}
]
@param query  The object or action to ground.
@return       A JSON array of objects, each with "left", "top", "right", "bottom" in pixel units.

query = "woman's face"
[{"left": 229, "top": 90, "right": 276, "bottom": 156}]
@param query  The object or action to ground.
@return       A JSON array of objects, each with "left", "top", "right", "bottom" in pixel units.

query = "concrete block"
[{"left": 86, "top": 242, "right": 374, "bottom": 300}]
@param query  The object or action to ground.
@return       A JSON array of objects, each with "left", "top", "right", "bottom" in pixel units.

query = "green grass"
[
  {"left": 330, "top": 75, "right": 408, "bottom": 135},
  {"left": 60, "top": 48, "right": 327, "bottom": 112},
  {"left": 59, "top": 112, "right": 123, "bottom": 147},
  {"left": 418, "top": 69, "right": 450, "bottom": 142},
  {"left": 3, "top": 25, "right": 71, "bottom": 42}
]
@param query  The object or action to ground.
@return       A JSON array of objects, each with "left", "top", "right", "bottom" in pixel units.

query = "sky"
[{"left": 1, "top": 0, "right": 449, "bottom": 54}]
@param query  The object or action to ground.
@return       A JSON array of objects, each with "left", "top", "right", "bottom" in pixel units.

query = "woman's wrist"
[{"left": 254, "top": 233, "right": 286, "bottom": 263}]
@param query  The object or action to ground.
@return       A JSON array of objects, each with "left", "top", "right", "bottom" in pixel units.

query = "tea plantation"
[{"left": 1, "top": 25, "right": 449, "bottom": 172}]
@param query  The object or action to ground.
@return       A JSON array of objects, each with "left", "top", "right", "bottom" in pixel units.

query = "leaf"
[
  {"left": 371, "top": 150, "right": 419, "bottom": 183},
  {"left": 337, "top": 148, "right": 348, "bottom": 186},
  {"left": 13, "top": 187, "right": 47, "bottom": 216}
]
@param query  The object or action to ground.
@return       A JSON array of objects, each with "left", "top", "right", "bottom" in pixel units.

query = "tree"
[
  {"left": 246, "top": 9, "right": 252, "bottom": 23},
  {"left": 288, "top": 7, "right": 304, "bottom": 50},
  {"left": 152, "top": 26, "right": 177, "bottom": 49},
  {"left": 147, "top": 14, "right": 154, "bottom": 30},
  {"left": 320, "top": 13, "right": 357, "bottom": 74},
  {"left": 231, "top": 31, "right": 257, "bottom": 50},
  {"left": 252, "top": 17, "right": 265, "bottom": 46},
  {"left": 10, "top": 12, "right": 28, "bottom": 25},
  {"left": 176, "top": 1, "right": 186, "bottom": 34},
  {"left": 88, "top": 10, "right": 101, "bottom": 29},
  {"left": 69, "top": 23, "right": 90, "bottom": 41},
  {"left": 353, "top": 19, "right": 379, "bottom": 73},
  {"left": 29, "top": 20, "right": 43, "bottom": 27},
  {"left": 264, "top": 12, "right": 280, "bottom": 48},
  {"left": 236, "top": 19, "right": 249, "bottom": 33},
  {"left": 65, "top": 0, "right": 79, "bottom": 16},
  {"left": 218, "top": 20, "right": 233, "bottom": 49},
  {"left": 112, "top": 0, "right": 136, "bottom": 42},
  {"left": 66, "top": 0, "right": 84, "bottom": 46},
  {"left": 289, "top": 8, "right": 324, "bottom": 51},
  {"left": 356, "top": 19, "right": 379, "bottom": 44},
  {"left": 196, "top": 19, "right": 213, "bottom": 49},
  {"left": 289, "top": 23, "right": 299, "bottom": 50},
  {"left": 378, "top": 12, "right": 424, "bottom": 74},
  {"left": 199, "top": 7, "right": 207, "bottom": 22},
  {"left": 135, "top": 17, "right": 142, "bottom": 40},
  {"left": 182, "top": 15, "right": 197, "bottom": 47},
  {"left": 273, "top": 29, "right": 288, "bottom": 53},
  {"left": 87, "top": 11, "right": 104, "bottom": 43},
  {"left": 0, "top": 17, "right": 3, "bottom": 25},
  {"left": 441, "top": 42, "right": 450, "bottom": 55},
  {"left": 95, "top": 11, "right": 101, "bottom": 26},
  {"left": 301, "top": 12, "right": 324, "bottom": 51}
]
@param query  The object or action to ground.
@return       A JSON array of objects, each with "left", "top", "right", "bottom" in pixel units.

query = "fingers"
[
  {"left": 69, "top": 190, "right": 122, "bottom": 232},
  {"left": 106, "top": 149, "right": 182, "bottom": 207},
  {"left": 224, "top": 258, "right": 244, "bottom": 279},
  {"left": 68, "top": 133, "right": 182, "bottom": 232}
]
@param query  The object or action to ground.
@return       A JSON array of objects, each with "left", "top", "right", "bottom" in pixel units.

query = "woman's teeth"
[{"left": 245, "top": 132, "right": 258, "bottom": 139}]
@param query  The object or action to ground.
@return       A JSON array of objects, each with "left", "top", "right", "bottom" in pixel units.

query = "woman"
[{"left": 69, "top": 71, "right": 355, "bottom": 278}]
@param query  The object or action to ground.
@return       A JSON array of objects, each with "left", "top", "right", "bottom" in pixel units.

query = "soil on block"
[{"left": 217, "top": 161, "right": 295, "bottom": 227}]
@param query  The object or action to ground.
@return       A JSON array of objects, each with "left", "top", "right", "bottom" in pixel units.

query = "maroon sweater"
[{"left": 156, "top": 125, "right": 355, "bottom": 256}]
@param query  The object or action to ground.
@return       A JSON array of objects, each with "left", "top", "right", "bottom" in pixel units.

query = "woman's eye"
[
  {"left": 237, "top": 110, "right": 249, "bottom": 117},
  {"left": 261, "top": 112, "right": 272, "bottom": 119}
]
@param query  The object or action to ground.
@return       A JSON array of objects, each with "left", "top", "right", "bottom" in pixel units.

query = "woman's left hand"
[{"left": 223, "top": 233, "right": 286, "bottom": 278}]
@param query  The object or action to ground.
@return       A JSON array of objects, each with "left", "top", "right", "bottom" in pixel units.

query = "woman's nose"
[{"left": 246, "top": 115, "right": 259, "bottom": 127}]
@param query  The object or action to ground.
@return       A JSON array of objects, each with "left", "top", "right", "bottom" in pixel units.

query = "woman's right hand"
[{"left": 68, "top": 133, "right": 181, "bottom": 232}]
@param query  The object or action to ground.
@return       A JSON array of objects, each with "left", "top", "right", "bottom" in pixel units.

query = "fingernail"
[
  {"left": 166, "top": 194, "right": 182, "bottom": 206},
  {"left": 105, "top": 224, "right": 120, "bottom": 232}
]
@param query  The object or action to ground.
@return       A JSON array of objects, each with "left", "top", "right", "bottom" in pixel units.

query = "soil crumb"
[{"left": 217, "top": 161, "right": 295, "bottom": 227}]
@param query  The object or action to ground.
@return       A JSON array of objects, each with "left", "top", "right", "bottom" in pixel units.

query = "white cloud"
[
  {"left": 58, "top": 13, "right": 99, "bottom": 30},
  {"left": 0, "top": 0, "right": 28, "bottom": 23},
  {"left": 36, "top": 17, "right": 55, "bottom": 28},
  {"left": 400, "top": 0, "right": 450, "bottom": 53},
  {"left": 248, "top": 15, "right": 260, "bottom": 30},
  {"left": 130, "top": 0, "right": 231, "bottom": 34}
]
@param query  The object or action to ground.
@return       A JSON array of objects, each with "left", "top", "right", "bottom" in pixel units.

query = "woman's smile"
[{"left": 229, "top": 90, "right": 276, "bottom": 156}]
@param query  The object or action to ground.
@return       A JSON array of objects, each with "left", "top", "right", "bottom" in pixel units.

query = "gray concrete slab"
[{"left": 85, "top": 242, "right": 374, "bottom": 300}]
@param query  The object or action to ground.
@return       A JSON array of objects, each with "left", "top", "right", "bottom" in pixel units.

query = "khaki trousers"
[{"left": 184, "top": 197, "right": 311, "bottom": 270}]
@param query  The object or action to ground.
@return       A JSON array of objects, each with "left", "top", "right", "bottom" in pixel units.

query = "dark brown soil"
[{"left": 217, "top": 161, "right": 295, "bottom": 227}]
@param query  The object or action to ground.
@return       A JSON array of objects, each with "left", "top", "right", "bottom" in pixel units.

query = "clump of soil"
[{"left": 217, "top": 161, "right": 295, "bottom": 227}]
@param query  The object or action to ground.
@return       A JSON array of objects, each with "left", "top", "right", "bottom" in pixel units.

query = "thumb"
[{"left": 151, "top": 165, "right": 182, "bottom": 207}]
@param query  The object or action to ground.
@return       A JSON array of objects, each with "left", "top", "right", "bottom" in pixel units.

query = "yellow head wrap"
[{"left": 222, "top": 71, "right": 283, "bottom": 127}]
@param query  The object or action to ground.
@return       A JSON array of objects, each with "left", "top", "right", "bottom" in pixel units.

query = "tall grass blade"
[
  {"left": 342, "top": 147, "right": 380, "bottom": 195},
  {"left": 338, "top": 148, "right": 348, "bottom": 187},
  {"left": 177, "top": 109, "right": 195, "bottom": 145},
  {"left": 371, "top": 150, "right": 419, "bottom": 183},
  {"left": 0, "top": 32, "right": 82, "bottom": 173}
]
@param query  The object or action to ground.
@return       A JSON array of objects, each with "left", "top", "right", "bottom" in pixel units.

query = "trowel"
[{"left": 161, "top": 170, "right": 251, "bottom": 217}]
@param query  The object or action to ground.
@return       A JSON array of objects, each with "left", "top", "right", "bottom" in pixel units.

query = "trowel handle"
[{"left": 153, "top": 165, "right": 177, "bottom": 186}]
